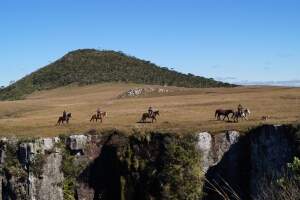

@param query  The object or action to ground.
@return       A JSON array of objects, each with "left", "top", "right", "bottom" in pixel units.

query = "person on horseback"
[
  {"left": 148, "top": 106, "right": 153, "bottom": 117},
  {"left": 237, "top": 104, "right": 243, "bottom": 116},
  {"left": 63, "top": 110, "right": 67, "bottom": 120},
  {"left": 96, "top": 108, "right": 101, "bottom": 118}
]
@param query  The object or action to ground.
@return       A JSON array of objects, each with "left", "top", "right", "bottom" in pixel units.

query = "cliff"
[{"left": 0, "top": 124, "right": 299, "bottom": 200}]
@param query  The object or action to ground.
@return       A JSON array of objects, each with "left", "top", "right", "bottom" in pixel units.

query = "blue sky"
[{"left": 1, "top": 0, "right": 300, "bottom": 86}]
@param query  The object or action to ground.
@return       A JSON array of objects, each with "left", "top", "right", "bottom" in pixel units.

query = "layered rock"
[
  {"left": 29, "top": 150, "right": 63, "bottom": 200},
  {"left": 0, "top": 124, "right": 298, "bottom": 200},
  {"left": 196, "top": 131, "right": 240, "bottom": 172}
]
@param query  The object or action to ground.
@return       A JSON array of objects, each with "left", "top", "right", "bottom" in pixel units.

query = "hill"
[{"left": 0, "top": 49, "right": 233, "bottom": 100}]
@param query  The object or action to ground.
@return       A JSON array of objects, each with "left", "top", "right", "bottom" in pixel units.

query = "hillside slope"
[{"left": 0, "top": 49, "right": 233, "bottom": 100}]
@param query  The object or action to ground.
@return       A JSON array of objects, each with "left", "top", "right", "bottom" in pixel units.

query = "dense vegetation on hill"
[{"left": 0, "top": 49, "right": 234, "bottom": 100}]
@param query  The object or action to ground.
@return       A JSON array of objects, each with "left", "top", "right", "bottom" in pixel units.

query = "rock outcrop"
[
  {"left": 119, "top": 87, "right": 169, "bottom": 98},
  {"left": 0, "top": 124, "right": 299, "bottom": 200},
  {"left": 29, "top": 150, "right": 63, "bottom": 200},
  {"left": 202, "top": 125, "right": 299, "bottom": 199},
  {"left": 196, "top": 131, "right": 239, "bottom": 172}
]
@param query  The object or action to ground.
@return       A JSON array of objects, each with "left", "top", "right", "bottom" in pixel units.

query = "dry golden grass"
[{"left": 0, "top": 83, "right": 299, "bottom": 137}]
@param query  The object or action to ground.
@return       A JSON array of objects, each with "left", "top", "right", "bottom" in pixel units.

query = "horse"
[
  {"left": 90, "top": 112, "right": 107, "bottom": 123},
  {"left": 140, "top": 110, "right": 159, "bottom": 123},
  {"left": 241, "top": 108, "right": 251, "bottom": 120},
  {"left": 232, "top": 108, "right": 250, "bottom": 122},
  {"left": 56, "top": 113, "right": 72, "bottom": 126},
  {"left": 215, "top": 109, "right": 234, "bottom": 121}
]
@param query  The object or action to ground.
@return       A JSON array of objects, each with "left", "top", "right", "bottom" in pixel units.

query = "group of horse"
[
  {"left": 56, "top": 110, "right": 160, "bottom": 126},
  {"left": 56, "top": 111, "right": 107, "bottom": 126},
  {"left": 215, "top": 108, "right": 251, "bottom": 123},
  {"left": 56, "top": 106, "right": 250, "bottom": 126}
]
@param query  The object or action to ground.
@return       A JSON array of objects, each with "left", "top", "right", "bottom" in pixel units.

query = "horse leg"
[
  {"left": 226, "top": 115, "right": 230, "bottom": 121},
  {"left": 235, "top": 116, "right": 239, "bottom": 123},
  {"left": 222, "top": 114, "right": 226, "bottom": 121}
]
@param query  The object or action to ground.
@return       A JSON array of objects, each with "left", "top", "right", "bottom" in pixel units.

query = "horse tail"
[{"left": 215, "top": 110, "right": 218, "bottom": 118}]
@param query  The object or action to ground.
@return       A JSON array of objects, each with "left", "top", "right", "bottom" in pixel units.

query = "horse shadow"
[
  {"left": 136, "top": 121, "right": 153, "bottom": 124},
  {"left": 225, "top": 120, "right": 236, "bottom": 123}
]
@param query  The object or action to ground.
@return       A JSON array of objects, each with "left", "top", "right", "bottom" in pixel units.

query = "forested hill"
[{"left": 0, "top": 49, "right": 234, "bottom": 100}]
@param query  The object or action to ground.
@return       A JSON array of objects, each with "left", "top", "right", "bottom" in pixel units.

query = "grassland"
[{"left": 0, "top": 83, "right": 299, "bottom": 137}]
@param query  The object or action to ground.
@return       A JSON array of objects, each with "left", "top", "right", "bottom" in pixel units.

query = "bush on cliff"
[{"left": 118, "top": 133, "right": 204, "bottom": 200}]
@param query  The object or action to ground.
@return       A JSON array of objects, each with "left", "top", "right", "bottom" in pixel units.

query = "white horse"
[
  {"left": 241, "top": 108, "right": 251, "bottom": 120},
  {"left": 233, "top": 108, "right": 251, "bottom": 122}
]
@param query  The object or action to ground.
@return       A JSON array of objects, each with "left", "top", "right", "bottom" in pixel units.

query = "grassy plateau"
[{"left": 0, "top": 83, "right": 299, "bottom": 137}]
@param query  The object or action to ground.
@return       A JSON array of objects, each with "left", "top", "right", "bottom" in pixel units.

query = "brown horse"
[
  {"left": 90, "top": 112, "right": 107, "bottom": 123},
  {"left": 56, "top": 113, "right": 72, "bottom": 126},
  {"left": 141, "top": 110, "right": 159, "bottom": 123},
  {"left": 215, "top": 109, "right": 234, "bottom": 121}
]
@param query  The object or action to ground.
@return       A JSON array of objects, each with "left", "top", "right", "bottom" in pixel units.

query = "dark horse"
[
  {"left": 56, "top": 113, "right": 72, "bottom": 126},
  {"left": 141, "top": 110, "right": 159, "bottom": 123},
  {"left": 215, "top": 109, "right": 234, "bottom": 121},
  {"left": 90, "top": 112, "right": 107, "bottom": 123}
]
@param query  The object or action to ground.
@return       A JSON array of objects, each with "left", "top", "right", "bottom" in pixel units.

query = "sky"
[{"left": 0, "top": 0, "right": 300, "bottom": 86}]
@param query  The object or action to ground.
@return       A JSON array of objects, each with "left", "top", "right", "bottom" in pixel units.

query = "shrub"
[{"left": 257, "top": 157, "right": 300, "bottom": 200}]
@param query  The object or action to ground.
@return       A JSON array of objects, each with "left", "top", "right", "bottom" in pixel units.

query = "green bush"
[
  {"left": 118, "top": 133, "right": 204, "bottom": 200},
  {"left": 30, "top": 153, "right": 46, "bottom": 177},
  {"left": 159, "top": 135, "right": 204, "bottom": 200},
  {"left": 257, "top": 157, "right": 300, "bottom": 200},
  {"left": 61, "top": 148, "right": 87, "bottom": 200},
  {"left": 2, "top": 143, "right": 27, "bottom": 179}
]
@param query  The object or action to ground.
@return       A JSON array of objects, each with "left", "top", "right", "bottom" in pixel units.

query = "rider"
[
  {"left": 237, "top": 104, "right": 243, "bottom": 115},
  {"left": 148, "top": 106, "right": 153, "bottom": 117},
  {"left": 63, "top": 110, "right": 67, "bottom": 120},
  {"left": 96, "top": 108, "right": 101, "bottom": 118}
]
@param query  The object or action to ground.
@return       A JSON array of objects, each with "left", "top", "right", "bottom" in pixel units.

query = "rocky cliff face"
[
  {"left": 0, "top": 124, "right": 299, "bottom": 200},
  {"left": 199, "top": 125, "right": 299, "bottom": 199}
]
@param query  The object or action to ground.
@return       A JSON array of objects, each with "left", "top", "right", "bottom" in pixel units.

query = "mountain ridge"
[{"left": 0, "top": 49, "right": 234, "bottom": 100}]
